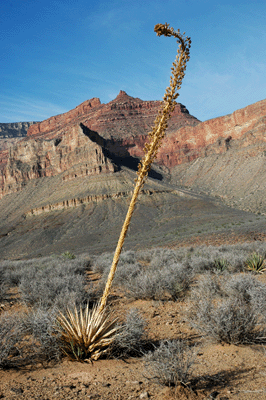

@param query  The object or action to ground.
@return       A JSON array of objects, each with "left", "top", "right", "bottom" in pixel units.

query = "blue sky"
[{"left": 1, "top": 0, "right": 266, "bottom": 123}]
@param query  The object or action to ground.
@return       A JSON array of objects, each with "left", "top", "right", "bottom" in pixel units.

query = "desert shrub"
[
  {"left": 100, "top": 262, "right": 142, "bottom": 292},
  {"left": 0, "top": 308, "right": 60, "bottom": 368},
  {"left": 226, "top": 253, "right": 247, "bottom": 273},
  {"left": 0, "top": 268, "right": 8, "bottom": 302},
  {"left": 92, "top": 250, "right": 136, "bottom": 275},
  {"left": 19, "top": 269, "right": 89, "bottom": 310},
  {"left": 225, "top": 274, "right": 266, "bottom": 318},
  {"left": 149, "top": 248, "right": 178, "bottom": 269},
  {"left": 160, "top": 263, "right": 194, "bottom": 300},
  {"left": 23, "top": 307, "right": 61, "bottom": 363},
  {"left": 62, "top": 251, "right": 76, "bottom": 259},
  {"left": 92, "top": 252, "right": 114, "bottom": 274},
  {"left": 191, "top": 273, "right": 223, "bottom": 300},
  {"left": 144, "top": 339, "right": 197, "bottom": 386},
  {"left": 123, "top": 269, "right": 164, "bottom": 300},
  {"left": 18, "top": 258, "right": 94, "bottom": 310},
  {"left": 183, "top": 243, "right": 266, "bottom": 274},
  {"left": 0, "top": 310, "right": 27, "bottom": 368},
  {"left": 105, "top": 261, "right": 193, "bottom": 301},
  {"left": 1, "top": 260, "right": 30, "bottom": 286},
  {"left": 191, "top": 298, "right": 261, "bottom": 344},
  {"left": 1, "top": 255, "right": 90, "bottom": 287},
  {"left": 188, "top": 274, "right": 266, "bottom": 344},
  {"left": 136, "top": 249, "right": 154, "bottom": 263},
  {"left": 118, "top": 250, "right": 136, "bottom": 265},
  {"left": 112, "top": 308, "right": 146, "bottom": 357},
  {"left": 187, "top": 254, "right": 214, "bottom": 273}
]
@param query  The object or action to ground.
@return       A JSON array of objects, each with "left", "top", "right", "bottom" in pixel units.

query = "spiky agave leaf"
[
  {"left": 57, "top": 303, "right": 118, "bottom": 361},
  {"left": 246, "top": 253, "right": 266, "bottom": 274}
]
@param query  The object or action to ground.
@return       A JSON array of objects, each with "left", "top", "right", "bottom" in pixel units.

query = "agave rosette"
[{"left": 57, "top": 303, "right": 118, "bottom": 361}]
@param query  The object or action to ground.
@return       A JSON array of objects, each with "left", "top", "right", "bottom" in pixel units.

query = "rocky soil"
[{"left": 0, "top": 165, "right": 266, "bottom": 260}]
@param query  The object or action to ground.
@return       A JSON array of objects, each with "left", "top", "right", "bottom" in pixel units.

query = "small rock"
[
  {"left": 139, "top": 391, "right": 149, "bottom": 399},
  {"left": 209, "top": 391, "right": 219, "bottom": 399},
  {"left": 102, "top": 382, "right": 111, "bottom": 387}
]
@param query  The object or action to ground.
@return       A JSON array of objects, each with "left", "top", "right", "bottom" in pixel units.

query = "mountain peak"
[{"left": 115, "top": 90, "right": 130, "bottom": 99}]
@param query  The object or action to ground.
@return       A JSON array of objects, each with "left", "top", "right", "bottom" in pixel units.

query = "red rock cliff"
[
  {"left": 2, "top": 91, "right": 265, "bottom": 201},
  {"left": 158, "top": 99, "right": 266, "bottom": 167},
  {"left": 0, "top": 91, "right": 199, "bottom": 198}
]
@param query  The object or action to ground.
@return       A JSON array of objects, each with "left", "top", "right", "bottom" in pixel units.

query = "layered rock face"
[
  {"left": 0, "top": 121, "right": 38, "bottom": 153},
  {"left": 1, "top": 91, "right": 265, "bottom": 213},
  {"left": 1, "top": 125, "right": 116, "bottom": 197},
  {"left": 158, "top": 99, "right": 266, "bottom": 167},
  {"left": 0, "top": 121, "right": 37, "bottom": 139},
  {"left": 170, "top": 99, "right": 266, "bottom": 213},
  {"left": 0, "top": 91, "right": 199, "bottom": 198}
]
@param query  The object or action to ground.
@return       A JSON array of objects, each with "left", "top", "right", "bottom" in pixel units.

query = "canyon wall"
[
  {"left": 0, "top": 121, "right": 37, "bottom": 139},
  {"left": 0, "top": 124, "right": 117, "bottom": 198},
  {"left": 158, "top": 99, "right": 266, "bottom": 167},
  {"left": 0, "top": 121, "right": 38, "bottom": 153},
  {"left": 170, "top": 99, "right": 266, "bottom": 213},
  {"left": 0, "top": 91, "right": 199, "bottom": 199},
  {"left": 0, "top": 91, "right": 265, "bottom": 214}
]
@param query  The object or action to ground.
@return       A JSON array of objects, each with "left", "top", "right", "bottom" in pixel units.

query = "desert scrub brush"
[{"left": 99, "top": 23, "right": 191, "bottom": 313}]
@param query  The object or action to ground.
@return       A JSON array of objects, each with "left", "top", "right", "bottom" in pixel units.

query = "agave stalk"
[{"left": 99, "top": 23, "right": 191, "bottom": 313}]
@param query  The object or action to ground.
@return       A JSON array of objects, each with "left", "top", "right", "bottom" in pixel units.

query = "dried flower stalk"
[{"left": 99, "top": 23, "right": 191, "bottom": 312}]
